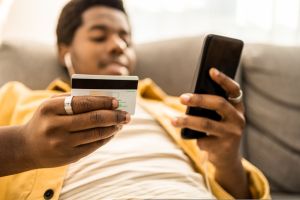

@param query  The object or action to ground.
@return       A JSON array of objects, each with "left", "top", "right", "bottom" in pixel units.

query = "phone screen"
[{"left": 181, "top": 34, "right": 244, "bottom": 139}]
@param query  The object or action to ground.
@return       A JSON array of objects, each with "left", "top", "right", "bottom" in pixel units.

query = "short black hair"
[{"left": 56, "top": 0, "right": 127, "bottom": 46}]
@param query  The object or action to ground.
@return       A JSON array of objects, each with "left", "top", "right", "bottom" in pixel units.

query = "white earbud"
[{"left": 64, "top": 52, "right": 75, "bottom": 76}]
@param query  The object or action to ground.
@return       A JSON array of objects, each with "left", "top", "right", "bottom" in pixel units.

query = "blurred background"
[{"left": 1, "top": 0, "right": 300, "bottom": 45}]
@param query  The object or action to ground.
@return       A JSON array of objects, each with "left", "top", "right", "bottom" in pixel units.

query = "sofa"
[{"left": 0, "top": 36, "right": 299, "bottom": 199}]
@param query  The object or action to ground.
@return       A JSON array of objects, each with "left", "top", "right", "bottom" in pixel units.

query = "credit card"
[{"left": 71, "top": 74, "right": 139, "bottom": 114}]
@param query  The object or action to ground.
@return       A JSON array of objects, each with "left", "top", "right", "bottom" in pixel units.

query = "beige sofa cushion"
[
  {"left": 134, "top": 36, "right": 204, "bottom": 96},
  {"left": 0, "top": 40, "right": 68, "bottom": 89},
  {"left": 241, "top": 44, "right": 300, "bottom": 192}
]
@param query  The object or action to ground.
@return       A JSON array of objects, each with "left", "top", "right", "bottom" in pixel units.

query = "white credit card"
[{"left": 71, "top": 74, "right": 139, "bottom": 115}]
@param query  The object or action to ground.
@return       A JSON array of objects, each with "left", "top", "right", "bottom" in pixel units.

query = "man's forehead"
[{"left": 82, "top": 6, "right": 129, "bottom": 30}]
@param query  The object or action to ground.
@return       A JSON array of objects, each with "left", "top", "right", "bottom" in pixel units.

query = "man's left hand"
[
  {"left": 171, "top": 67, "right": 250, "bottom": 198},
  {"left": 172, "top": 68, "right": 245, "bottom": 167}
]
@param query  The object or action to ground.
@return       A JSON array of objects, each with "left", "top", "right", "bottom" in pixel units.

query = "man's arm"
[
  {"left": 214, "top": 155, "right": 250, "bottom": 198},
  {"left": 0, "top": 95, "right": 130, "bottom": 177},
  {"left": 0, "top": 126, "right": 33, "bottom": 176},
  {"left": 172, "top": 68, "right": 251, "bottom": 198}
]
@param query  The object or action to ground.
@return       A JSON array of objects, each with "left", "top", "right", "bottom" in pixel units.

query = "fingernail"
[
  {"left": 180, "top": 94, "right": 191, "bottom": 103},
  {"left": 112, "top": 99, "right": 119, "bottom": 109},
  {"left": 125, "top": 113, "right": 131, "bottom": 123},
  {"left": 211, "top": 68, "right": 219, "bottom": 76},
  {"left": 171, "top": 117, "right": 179, "bottom": 126}
]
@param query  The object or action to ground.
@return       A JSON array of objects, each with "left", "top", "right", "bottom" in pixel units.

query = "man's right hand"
[{"left": 20, "top": 95, "right": 130, "bottom": 170}]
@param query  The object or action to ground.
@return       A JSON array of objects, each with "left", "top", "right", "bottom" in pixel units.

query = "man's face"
[{"left": 62, "top": 6, "right": 136, "bottom": 76}]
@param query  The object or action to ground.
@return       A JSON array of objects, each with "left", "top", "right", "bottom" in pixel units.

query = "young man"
[{"left": 0, "top": 0, "right": 269, "bottom": 199}]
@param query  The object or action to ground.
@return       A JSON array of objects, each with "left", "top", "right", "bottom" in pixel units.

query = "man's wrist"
[
  {"left": 213, "top": 155, "right": 251, "bottom": 199},
  {"left": 212, "top": 153, "right": 242, "bottom": 171},
  {"left": 0, "top": 125, "right": 34, "bottom": 176},
  {"left": 12, "top": 125, "right": 35, "bottom": 172},
  {"left": 17, "top": 125, "right": 36, "bottom": 170},
  {"left": 214, "top": 157, "right": 243, "bottom": 177}
]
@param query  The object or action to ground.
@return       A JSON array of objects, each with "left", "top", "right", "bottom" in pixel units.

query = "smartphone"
[{"left": 181, "top": 34, "right": 244, "bottom": 139}]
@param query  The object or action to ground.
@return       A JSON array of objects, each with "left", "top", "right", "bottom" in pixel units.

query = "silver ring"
[
  {"left": 228, "top": 89, "right": 243, "bottom": 104},
  {"left": 64, "top": 96, "right": 74, "bottom": 115}
]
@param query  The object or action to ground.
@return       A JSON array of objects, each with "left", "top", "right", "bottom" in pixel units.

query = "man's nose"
[{"left": 108, "top": 34, "right": 127, "bottom": 55}]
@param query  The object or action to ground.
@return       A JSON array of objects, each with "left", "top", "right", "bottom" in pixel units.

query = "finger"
[
  {"left": 73, "top": 135, "right": 114, "bottom": 158},
  {"left": 41, "top": 96, "right": 119, "bottom": 115},
  {"left": 180, "top": 93, "right": 238, "bottom": 120},
  {"left": 209, "top": 68, "right": 241, "bottom": 100},
  {"left": 209, "top": 68, "right": 245, "bottom": 112},
  {"left": 171, "top": 115, "right": 227, "bottom": 137},
  {"left": 71, "top": 125, "right": 122, "bottom": 146},
  {"left": 65, "top": 110, "right": 130, "bottom": 132},
  {"left": 71, "top": 96, "right": 119, "bottom": 114}
]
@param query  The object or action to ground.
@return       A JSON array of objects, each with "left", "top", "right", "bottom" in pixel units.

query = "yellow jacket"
[{"left": 0, "top": 79, "right": 270, "bottom": 200}]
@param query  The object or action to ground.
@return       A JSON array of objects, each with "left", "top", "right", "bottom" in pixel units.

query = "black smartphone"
[{"left": 181, "top": 34, "right": 244, "bottom": 139}]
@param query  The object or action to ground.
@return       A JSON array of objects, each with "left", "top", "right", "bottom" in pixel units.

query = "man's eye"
[{"left": 90, "top": 37, "right": 106, "bottom": 43}]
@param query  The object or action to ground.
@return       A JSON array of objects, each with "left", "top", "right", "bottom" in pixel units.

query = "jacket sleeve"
[
  {"left": 0, "top": 82, "right": 28, "bottom": 126},
  {"left": 242, "top": 159, "right": 271, "bottom": 199}
]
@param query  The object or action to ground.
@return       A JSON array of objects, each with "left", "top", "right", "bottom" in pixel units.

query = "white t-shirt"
[{"left": 60, "top": 104, "right": 215, "bottom": 199}]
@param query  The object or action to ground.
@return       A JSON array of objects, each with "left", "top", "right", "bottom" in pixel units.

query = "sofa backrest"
[
  {"left": 0, "top": 40, "right": 68, "bottom": 89},
  {"left": 241, "top": 44, "right": 300, "bottom": 192},
  {"left": 134, "top": 36, "right": 204, "bottom": 95},
  {"left": 0, "top": 37, "right": 299, "bottom": 193}
]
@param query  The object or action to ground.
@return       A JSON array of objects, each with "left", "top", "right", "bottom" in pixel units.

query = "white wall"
[
  {"left": 2, "top": 0, "right": 300, "bottom": 45},
  {"left": 2, "top": 0, "right": 69, "bottom": 45},
  {"left": 0, "top": 0, "right": 14, "bottom": 43},
  {"left": 126, "top": 0, "right": 300, "bottom": 45}
]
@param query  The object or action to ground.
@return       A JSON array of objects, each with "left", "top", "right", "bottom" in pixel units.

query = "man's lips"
[{"left": 102, "top": 63, "right": 129, "bottom": 75}]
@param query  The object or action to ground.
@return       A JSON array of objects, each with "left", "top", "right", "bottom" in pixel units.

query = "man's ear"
[{"left": 58, "top": 44, "right": 70, "bottom": 66}]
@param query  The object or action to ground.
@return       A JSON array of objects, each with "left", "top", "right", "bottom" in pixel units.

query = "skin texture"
[{"left": 0, "top": 5, "right": 250, "bottom": 199}]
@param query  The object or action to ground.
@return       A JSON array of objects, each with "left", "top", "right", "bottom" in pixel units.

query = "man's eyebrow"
[
  {"left": 89, "top": 24, "right": 131, "bottom": 35},
  {"left": 89, "top": 25, "right": 108, "bottom": 31}
]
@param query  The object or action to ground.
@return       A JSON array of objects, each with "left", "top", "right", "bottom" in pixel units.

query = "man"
[{"left": 0, "top": 0, "right": 269, "bottom": 199}]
